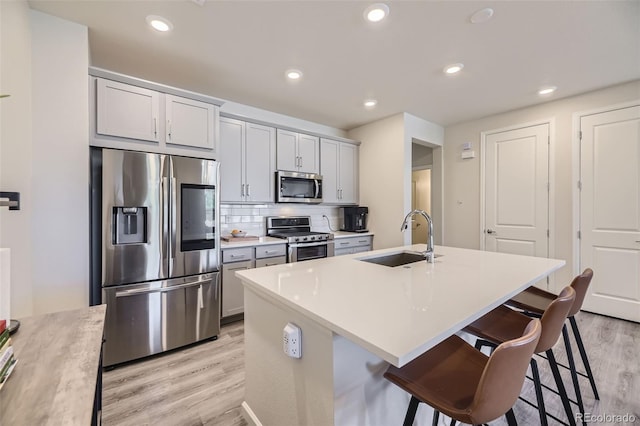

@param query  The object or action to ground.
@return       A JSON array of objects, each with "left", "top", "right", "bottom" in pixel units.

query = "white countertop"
[
  {"left": 331, "top": 231, "right": 374, "bottom": 239},
  {"left": 236, "top": 244, "right": 565, "bottom": 367},
  {"left": 221, "top": 236, "right": 285, "bottom": 249}
]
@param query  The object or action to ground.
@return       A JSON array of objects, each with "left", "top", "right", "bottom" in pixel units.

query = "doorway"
[
  {"left": 577, "top": 104, "right": 640, "bottom": 322},
  {"left": 481, "top": 121, "right": 553, "bottom": 288},
  {"left": 411, "top": 168, "right": 432, "bottom": 243}
]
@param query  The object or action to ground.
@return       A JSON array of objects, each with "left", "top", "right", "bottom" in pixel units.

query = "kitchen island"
[{"left": 236, "top": 244, "right": 565, "bottom": 426}]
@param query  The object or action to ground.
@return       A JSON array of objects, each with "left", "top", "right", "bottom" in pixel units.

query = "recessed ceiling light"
[
  {"left": 444, "top": 63, "right": 464, "bottom": 75},
  {"left": 364, "top": 99, "right": 377, "bottom": 108},
  {"left": 470, "top": 8, "right": 494, "bottom": 24},
  {"left": 286, "top": 69, "right": 303, "bottom": 80},
  {"left": 364, "top": 3, "right": 389, "bottom": 23},
  {"left": 146, "top": 15, "right": 173, "bottom": 32},
  {"left": 538, "top": 86, "right": 557, "bottom": 95}
]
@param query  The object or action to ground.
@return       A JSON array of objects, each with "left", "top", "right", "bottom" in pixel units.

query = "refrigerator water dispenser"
[{"left": 113, "top": 207, "right": 147, "bottom": 244}]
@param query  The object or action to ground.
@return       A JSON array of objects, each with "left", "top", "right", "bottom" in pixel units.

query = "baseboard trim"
[{"left": 241, "top": 401, "right": 262, "bottom": 426}]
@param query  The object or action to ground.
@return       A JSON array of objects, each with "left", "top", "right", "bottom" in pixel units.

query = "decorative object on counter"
[
  {"left": 230, "top": 229, "right": 247, "bottom": 237},
  {"left": 0, "top": 318, "right": 18, "bottom": 391},
  {"left": 221, "top": 234, "right": 259, "bottom": 242}
]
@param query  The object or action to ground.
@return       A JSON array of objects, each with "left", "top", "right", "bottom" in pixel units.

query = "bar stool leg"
[
  {"left": 569, "top": 316, "right": 600, "bottom": 400},
  {"left": 404, "top": 396, "right": 420, "bottom": 426},
  {"left": 562, "top": 324, "right": 586, "bottom": 422},
  {"left": 547, "top": 349, "right": 577, "bottom": 426},
  {"left": 431, "top": 409, "right": 439, "bottom": 426},
  {"left": 530, "top": 358, "right": 548, "bottom": 426},
  {"left": 505, "top": 408, "right": 518, "bottom": 426}
]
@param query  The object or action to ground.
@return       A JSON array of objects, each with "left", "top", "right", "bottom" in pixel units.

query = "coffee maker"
[{"left": 340, "top": 206, "right": 369, "bottom": 232}]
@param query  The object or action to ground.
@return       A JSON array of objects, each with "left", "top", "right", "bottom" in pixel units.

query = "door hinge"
[
  {"left": 547, "top": 229, "right": 550, "bottom": 237},
  {"left": 577, "top": 230, "right": 581, "bottom": 239},
  {"left": 579, "top": 130, "right": 583, "bottom": 140},
  {"left": 577, "top": 181, "right": 582, "bottom": 190}
]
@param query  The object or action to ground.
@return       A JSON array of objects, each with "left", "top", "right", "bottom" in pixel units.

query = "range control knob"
[
  {"left": 294, "top": 237, "right": 300, "bottom": 242},
  {"left": 303, "top": 237, "right": 308, "bottom": 241}
]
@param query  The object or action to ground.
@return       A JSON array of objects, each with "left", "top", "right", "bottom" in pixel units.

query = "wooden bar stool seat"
[
  {"left": 464, "top": 286, "right": 576, "bottom": 426},
  {"left": 384, "top": 319, "right": 541, "bottom": 426}
]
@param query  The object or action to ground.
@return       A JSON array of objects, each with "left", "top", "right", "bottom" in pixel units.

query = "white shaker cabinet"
[
  {"left": 276, "top": 129, "right": 319, "bottom": 174},
  {"left": 320, "top": 138, "right": 358, "bottom": 204},
  {"left": 165, "top": 94, "right": 215, "bottom": 150},
  {"left": 219, "top": 117, "right": 276, "bottom": 203},
  {"left": 96, "top": 78, "right": 160, "bottom": 142},
  {"left": 334, "top": 235, "right": 373, "bottom": 256}
]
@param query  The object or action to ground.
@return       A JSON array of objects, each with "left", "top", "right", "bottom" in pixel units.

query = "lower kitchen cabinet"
[
  {"left": 334, "top": 235, "right": 373, "bottom": 256},
  {"left": 221, "top": 244, "right": 286, "bottom": 322}
]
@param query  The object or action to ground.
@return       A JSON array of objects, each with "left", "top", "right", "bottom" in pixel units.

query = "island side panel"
[
  {"left": 243, "top": 288, "right": 335, "bottom": 426},
  {"left": 332, "top": 334, "right": 436, "bottom": 426}
]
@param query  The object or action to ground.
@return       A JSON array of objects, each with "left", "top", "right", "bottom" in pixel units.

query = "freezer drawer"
[{"left": 102, "top": 273, "right": 220, "bottom": 366}]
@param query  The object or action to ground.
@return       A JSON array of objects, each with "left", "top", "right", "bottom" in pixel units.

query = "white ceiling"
[{"left": 28, "top": 0, "right": 640, "bottom": 130}]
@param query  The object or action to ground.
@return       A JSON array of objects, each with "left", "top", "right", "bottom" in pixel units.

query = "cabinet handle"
[
  {"left": 264, "top": 250, "right": 277, "bottom": 254},
  {"left": 154, "top": 118, "right": 157, "bottom": 137},
  {"left": 358, "top": 240, "right": 368, "bottom": 243},
  {"left": 340, "top": 242, "right": 349, "bottom": 246},
  {"left": 340, "top": 189, "right": 343, "bottom": 199},
  {"left": 168, "top": 120, "right": 172, "bottom": 139},
  {"left": 299, "top": 156, "right": 303, "bottom": 168},
  {"left": 241, "top": 184, "right": 245, "bottom": 197},
  {"left": 228, "top": 265, "right": 249, "bottom": 271},
  {"left": 246, "top": 184, "right": 250, "bottom": 197},
  {"left": 229, "top": 254, "right": 246, "bottom": 259}
]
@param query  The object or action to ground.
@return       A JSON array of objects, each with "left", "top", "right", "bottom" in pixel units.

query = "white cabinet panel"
[
  {"left": 222, "top": 259, "right": 253, "bottom": 317},
  {"left": 96, "top": 78, "right": 160, "bottom": 142},
  {"left": 165, "top": 94, "right": 215, "bottom": 150},
  {"left": 277, "top": 129, "right": 319, "bottom": 174},
  {"left": 219, "top": 118, "right": 245, "bottom": 202},
  {"left": 320, "top": 138, "right": 358, "bottom": 205},
  {"left": 245, "top": 123, "right": 276, "bottom": 203},
  {"left": 334, "top": 236, "right": 373, "bottom": 256},
  {"left": 220, "top": 118, "right": 275, "bottom": 203}
]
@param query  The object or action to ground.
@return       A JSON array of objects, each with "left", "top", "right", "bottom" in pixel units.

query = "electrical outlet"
[{"left": 283, "top": 322, "right": 302, "bottom": 358}]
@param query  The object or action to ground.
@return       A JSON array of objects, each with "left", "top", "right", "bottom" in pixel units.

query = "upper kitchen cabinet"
[
  {"left": 219, "top": 117, "right": 276, "bottom": 203},
  {"left": 320, "top": 138, "right": 358, "bottom": 204},
  {"left": 91, "top": 70, "right": 223, "bottom": 159},
  {"left": 165, "top": 95, "right": 215, "bottom": 150},
  {"left": 96, "top": 78, "right": 160, "bottom": 143},
  {"left": 276, "top": 129, "right": 319, "bottom": 174}
]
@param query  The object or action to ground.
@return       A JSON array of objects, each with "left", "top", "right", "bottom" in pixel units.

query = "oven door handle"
[{"left": 289, "top": 241, "right": 333, "bottom": 249}]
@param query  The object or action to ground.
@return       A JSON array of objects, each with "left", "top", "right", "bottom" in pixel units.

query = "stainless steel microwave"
[{"left": 276, "top": 170, "right": 323, "bottom": 203}]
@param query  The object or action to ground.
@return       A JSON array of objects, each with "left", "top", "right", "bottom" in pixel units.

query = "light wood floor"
[{"left": 102, "top": 312, "right": 640, "bottom": 426}]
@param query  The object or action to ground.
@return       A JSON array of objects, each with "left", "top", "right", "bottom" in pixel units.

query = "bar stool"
[
  {"left": 384, "top": 319, "right": 541, "bottom": 426},
  {"left": 464, "top": 286, "right": 576, "bottom": 426},
  {"left": 507, "top": 268, "right": 598, "bottom": 416}
]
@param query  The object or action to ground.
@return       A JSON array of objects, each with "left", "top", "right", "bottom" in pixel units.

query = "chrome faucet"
[{"left": 401, "top": 209, "right": 435, "bottom": 263}]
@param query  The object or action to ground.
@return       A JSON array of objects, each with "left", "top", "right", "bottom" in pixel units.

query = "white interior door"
[
  {"left": 580, "top": 105, "right": 640, "bottom": 322},
  {"left": 484, "top": 124, "right": 549, "bottom": 263}
]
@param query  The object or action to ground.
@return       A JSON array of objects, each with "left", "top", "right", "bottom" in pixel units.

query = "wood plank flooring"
[{"left": 102, "top": 312, "right": 639, "bottom": 426}]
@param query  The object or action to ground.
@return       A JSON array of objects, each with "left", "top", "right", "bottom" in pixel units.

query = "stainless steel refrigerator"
[{"left": 90, "top": 147, "right": 221, "bottom": 366}]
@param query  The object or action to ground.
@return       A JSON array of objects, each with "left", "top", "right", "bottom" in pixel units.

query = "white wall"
[
  {"left": 348, "top": 114, "right": 406, "bottom": 249},
  {"left": 0, "top": 0, "right": 34, "bottom": 318},
  {"left": 30, "top": 10, "right": 89, "bottom": 313},
  {"left": 443, "top": 80, "right": 640, "bottom": 288},
  {"left": 348, "top": 113, "right": 444, "bottom": 250}
]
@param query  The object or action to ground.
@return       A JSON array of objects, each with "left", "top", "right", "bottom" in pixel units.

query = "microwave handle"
[{"left": 314, "top": 179, "right": 320, "bottom": 198}]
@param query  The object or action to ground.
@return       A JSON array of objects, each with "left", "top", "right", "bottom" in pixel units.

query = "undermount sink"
[{"left": 359, "top": 251, "right": 436, "bottom": 267}]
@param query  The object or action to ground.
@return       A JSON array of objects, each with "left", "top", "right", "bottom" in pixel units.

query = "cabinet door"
[
  {"left": 219, "top": 118, "right": 244, "bottom": 202},
  {"left": 245, "top": 123, "right": 276, "bottom": 203},
  {"left": 165, "top": 95, "right": 215, "bottom": 150},
  {"left": 222, "top": 260, "right": 254, "bottom": 317},
  {"left": 96, "top": 78, "right": 160, "bottom": 142},
  {"left": 339, "top": 143, "right": 358, "bottom": 204},
  {"left": 276, "top": 129, "right": 299, "bottom": 172},
  {"left": 298, "top": 134, "right": 320, "bottom": 174},
  {"left": 320, "top": 139, "right": 339, "bottom": 203}
]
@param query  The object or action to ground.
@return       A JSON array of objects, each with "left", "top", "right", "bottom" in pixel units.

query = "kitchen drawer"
[
  {"left": 255, "top": 244, "right": 286, "bottom": 259},
  {"left": 255, "top": 255, "right": 287, "bottom": 268},
  {"left": 335, "top": 236, "right": 373, "bottom": 250},
  {"left": 222, "top": 247, "right": 254, "bottom": 263}
]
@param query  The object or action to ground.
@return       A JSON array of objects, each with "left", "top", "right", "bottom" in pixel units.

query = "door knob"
[{"left": 486, "top": 229, "right": 496, "bottom": 234}]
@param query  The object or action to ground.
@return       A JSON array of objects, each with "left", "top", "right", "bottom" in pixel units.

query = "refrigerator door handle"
[
  {"left": 115, "top": 278, "right": 211, "bottom": 298},
  {"left": 161, "top": 175, "right": 170, "bottom": 277},
  {"left": 170, "top": 174, "right": 177, "bottom": 273}
]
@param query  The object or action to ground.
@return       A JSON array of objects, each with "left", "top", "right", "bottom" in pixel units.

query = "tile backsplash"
[{"left": 220, "top": 204, "right": 342, "bottom": 236}]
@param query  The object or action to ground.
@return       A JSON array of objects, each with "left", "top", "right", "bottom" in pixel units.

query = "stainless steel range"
[{"left": 266, "top": 216, "right": 334, "bottom": 262}]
